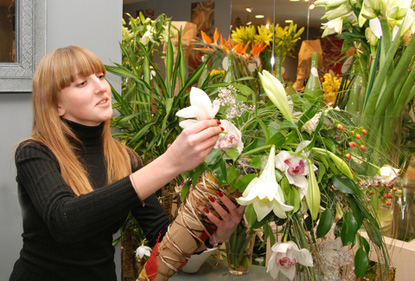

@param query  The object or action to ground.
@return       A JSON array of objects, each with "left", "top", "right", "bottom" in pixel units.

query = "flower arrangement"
[
  {"left": 316, "top": 0, "right": 415, "bottom": 212},
  {"left": 136, "top": 70, "right": 391, "bottom": 280}
]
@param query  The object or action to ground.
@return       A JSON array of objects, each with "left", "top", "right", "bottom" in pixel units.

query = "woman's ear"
[{"left": 57, "top": 104, "right": 65, "bottom": 117}]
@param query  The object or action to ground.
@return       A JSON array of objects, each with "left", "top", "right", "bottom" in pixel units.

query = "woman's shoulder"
[{"left": 15, "top": 139, "right": 54, "bottom": 160}]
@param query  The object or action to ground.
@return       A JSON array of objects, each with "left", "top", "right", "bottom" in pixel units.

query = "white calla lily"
[
  {"left": 214, "top": 120, "right": 243, "bottom": 154},
  {"left": 176, "top": 87, "right": 220, "bottom": 128},
  {"left": 267, "top": 241, "right": 313, "bottom": 281},
  {"left": 236, "top": 146, "right": 294, "bottom": 221}
]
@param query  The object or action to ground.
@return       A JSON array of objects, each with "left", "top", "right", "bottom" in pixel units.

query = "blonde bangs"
[{"left": 53, "top": 46, "right": 107, "bottom": 92}]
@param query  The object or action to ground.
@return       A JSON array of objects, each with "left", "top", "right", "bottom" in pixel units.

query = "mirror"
[
  {"left": 0, "top": 0, "right": 15, "bottom": 63},
  {"left": 0, "top": 0, "right": 46, "bottom": 92}
]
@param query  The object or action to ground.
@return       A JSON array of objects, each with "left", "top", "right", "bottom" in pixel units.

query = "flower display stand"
[{"left": 359, "top": 232, "right": 415, "bottom": 281}]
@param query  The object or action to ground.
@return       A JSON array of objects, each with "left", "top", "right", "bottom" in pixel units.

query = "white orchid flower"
[
  {"left": 275, "top": 151, "right": 309, "bottom": 199},
  {"left": 135, "top": 243, "right": 152, "bottom": 259},
  {"left": 379, "top": 165, "right": 400, "bottom": 186},
  {"left": 236, "top": 146, "right": 294, "bottom": 221},
  {"left": 267, "top": 241, "right": 313, "bottom": 281},
  {"left": 176, "top": 87, "right": 220, "bottom": 128},
  {"left": 214, "top": 120, "right": 243, "bottom": 154}
]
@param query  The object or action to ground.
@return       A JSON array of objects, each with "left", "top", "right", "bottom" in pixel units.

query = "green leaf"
[
  {"left": 263, "top": 223, "right": 276, "bottom": 246},
  {"left": 204, "top": 149, "right": 223, "bottom": 165},
  {"left": 341, "top": 212, "right": 358, "bottom": 246},
  {"left": 266, "top": 132, "right": 286, "bottom": 147},
  {"left": 226, "top": 166, "right": 240, "bottom": 185},
  {"left": 359, "top": 235, "right": 370, "bottom": 254},
  {"left": 225, "top": 148, "right": 240, "bottom": 161},
  {"left": 245, "top": 204, "right": 266, "bottom": 228},
  {"left": 347, "top": 197, "right": 363, "bottom": 228},
  {"left": 211, "top": 158, "right": 227, "bottom": 185},
  {"left": 317, "top": 208, "right": 333, "bottom": 238},
  {"left": 233, "top": 174, "right": 257, "bottom": 193},
  {"left": 354, "top": 247, "right": 369, "bottom": 278},
  {"left": 333, "top": 175, "right": 357, "bottom": 194},
  {"left": 286, "top": 186, "right": 301, "bottom": 213},
  {"left": 180, "top": 182, "right": 191, "bottom": 203},
  {"left": 280, "top": 120, "right": 297, "bottom": 130}
]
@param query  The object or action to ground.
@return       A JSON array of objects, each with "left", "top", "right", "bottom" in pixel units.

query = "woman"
[{"left": 10, "top": 46, "right": 244, "bottom": 281}]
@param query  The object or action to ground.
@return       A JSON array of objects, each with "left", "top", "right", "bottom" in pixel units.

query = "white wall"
[{"left": 0, "top": 0, "right": 122, "bottom": 280}]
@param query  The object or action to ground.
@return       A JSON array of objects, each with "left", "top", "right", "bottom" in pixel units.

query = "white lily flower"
[
  {"left": 302, "top": 112, "right": 322, "bottom": 135},
  {"left": 140, "top": 25, "right": 157, "bottom": 45},
  {"left": 135, "top": 243, "right": 152, "bottom": 259},
  {"left": 259, "top": 70, "right": 294, "bottom": 123},
  {"left": 369, "top": 18, "right": 383, "bottom": 39},
  {"left": 379, "top": 165, "right": 400, "bottom": 186},
  {"left": 176, "top": 87, "right": 220, "bottom": 128},
  {"left": 321, "top": 17, "right": 344, "bottom": 37},
  {"left": 214, "top": 120, "right": 243, "bottom": 154},
  {"left": 398, "top": 9, "right": 415, "bottom": 38},
  {"left": 236, "top": 146, "right": 294, "bottom": 221},
  {"left": 267, "top": 241, "right": 313, "bottom": 281},
  {"left": 275, "top": 151, "right": 309, "bottom": 199}
]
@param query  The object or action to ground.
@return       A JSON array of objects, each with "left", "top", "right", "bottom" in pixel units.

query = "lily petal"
[{"left": 237, "top": 146, "right": 294, "bottom": 221}]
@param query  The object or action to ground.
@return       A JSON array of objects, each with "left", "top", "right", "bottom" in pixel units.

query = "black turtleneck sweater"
[{"left": 10, "top": 121, "right": 170, "bottom": 281}]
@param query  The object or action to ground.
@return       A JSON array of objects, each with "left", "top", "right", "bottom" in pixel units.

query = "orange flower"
[{"left": 251, "top": 41, "right": 267, "bottom": 57}]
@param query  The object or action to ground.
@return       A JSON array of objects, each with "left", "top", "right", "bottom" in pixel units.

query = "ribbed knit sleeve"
[{"left": 15, "top": 141, "right": 144, "bottom": 243}]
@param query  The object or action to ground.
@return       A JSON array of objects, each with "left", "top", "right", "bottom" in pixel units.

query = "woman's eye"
[
  {"left": 76, "top": 81, "right": 87, "bottom": 87},
  {"left": 97, "top": 73, "right": 105, "bottom": 79}
]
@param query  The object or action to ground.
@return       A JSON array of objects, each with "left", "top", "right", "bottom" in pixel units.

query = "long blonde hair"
[{"left": 29, "top": 45, "right": 136, "bottom": 196}]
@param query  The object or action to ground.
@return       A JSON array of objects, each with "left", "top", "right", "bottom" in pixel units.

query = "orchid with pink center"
[
  {"left": 236, "top": 146, "right": 294, "bottom": 221},
  {"left": 214, "top": 120, "right": 243, "bottom": 154},
  {"left": 275, "top": 141, "right": 312, "bottom": 199},
  {"left": 267, "top": 241, "right": 313, "bottom": 281},
  {"left": 275, "top": 151, "right": 309, "bottom": 199}
]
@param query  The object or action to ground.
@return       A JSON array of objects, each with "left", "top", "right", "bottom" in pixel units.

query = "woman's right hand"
[
  {"left": 130, "top": 120, "right": 222, "bottom": 201},
  {"left": 164, "top": 120, "right": 222, "bottom": 174}
]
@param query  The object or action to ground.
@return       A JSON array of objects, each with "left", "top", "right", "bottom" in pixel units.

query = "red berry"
[
  {"left": 375, "top": 183, "right": 380, "bottom": 187},
  {"left": 386, "top": 201, "right": 392, "bottom": 206},
  {"left": 387, "top": 194, "right": 393, "bottom": 199},
  {"left": 362, "top": 129, "right": 367, "bottom": 135},
  {"left": 345, "top": 153, "right": 351, "bottom": 160},
  {"left": 356, "top": 134, "right": 361, "bottom": 139},
  {"left": 369, "top": 190, "right": 375, "bottom": 195},
  {"left": 337, "top": 124, "right": 344, "bottom": 130},
  {"left": 360, "top": 145, "right": 366, "bottom": 151},
  {"left": 393, "top": 187, "right": 398, "bottom": 192},
  {"left": 349, "top": 142, "right": 357, "bottom": 148}
]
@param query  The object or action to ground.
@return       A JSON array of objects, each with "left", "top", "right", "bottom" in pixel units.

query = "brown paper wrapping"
[
  {"left": 293, "top": 39, "right": 323, "bottom": 92},
  {"left": 137, "top": 173, "right": 233, "bottom": 281}
]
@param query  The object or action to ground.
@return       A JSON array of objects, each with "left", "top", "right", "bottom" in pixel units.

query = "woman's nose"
[{"left": 93, "top": 77, "right": 107, "bottom": 94}]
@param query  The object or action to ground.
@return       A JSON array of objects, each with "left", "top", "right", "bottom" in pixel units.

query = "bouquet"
[{"left": 137, "top": 68, "right": 391, "bottom": 280}]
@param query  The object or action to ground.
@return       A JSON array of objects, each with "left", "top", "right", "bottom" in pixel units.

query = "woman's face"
[{"left": 57, "top": 72, "right": 113, "bottom": 126}]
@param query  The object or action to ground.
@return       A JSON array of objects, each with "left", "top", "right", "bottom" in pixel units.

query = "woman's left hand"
[{"left": 204, "top": 190, "right": 246, "bottom": 245}]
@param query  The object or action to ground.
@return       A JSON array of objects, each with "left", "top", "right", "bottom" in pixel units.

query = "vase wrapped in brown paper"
[{"left": 137, "top": 173, "right": 237, "bottom": 281}]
